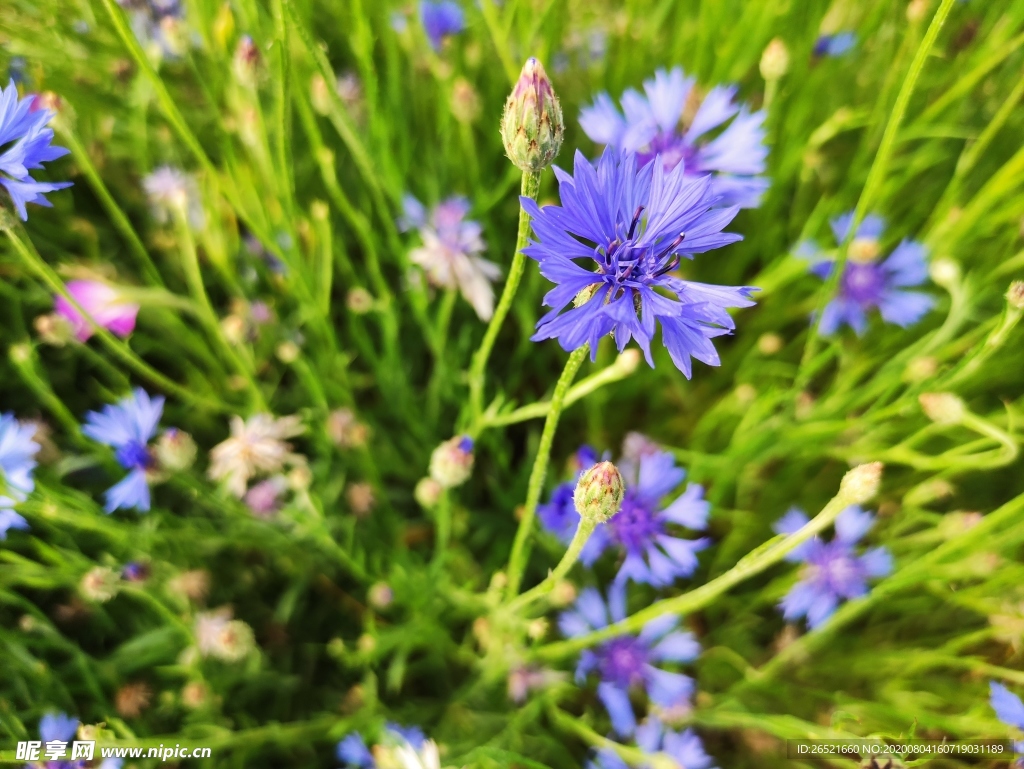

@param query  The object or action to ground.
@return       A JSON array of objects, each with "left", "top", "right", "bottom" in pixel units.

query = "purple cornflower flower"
[
  {"left": 580, "top": 68, "right": 768, "bottom": 208},
  {"left": 54, "top": 280, "right": 140, "bottom": 342},
  {"left": 0, "top": 80, "right": 71, "bottom": 220},
  {"left": 813, "top": 32, "right": 856, "bottom": 58},
  {"left": 400, "top": 194, "right": 500, "bottom": 321},
  {"left": 773, "top": 505, "right": 892, "bottom": 628},
  {"left": 585, "top": 445, "right": 709, "bottom": 587},
  {"left": 336, "top": 724, "right": 427, "bottom": 768},
  {"left": 803, "top": 213, "right": 934, "bottom": 335},
  {"left": 122, "top": 561, "right": 150, "bottom": 582},
  {"left": 83, "top": 388, "right": 166, "bottom": 513},
  {"left": 559, "top": 584, "right": 700, "bottom": 736},
  {"left": 34, "top": 712, "right": 123, "bottom": 768},
  {"left": 419, "top": 1, "right": 465, "bottom": 51},
  {"left": 0, "top": 413, "right": 39, "bottom": 536},
  {"left": 587, "top": 717, "right": 717, "bottom": 769},
  {"left": 990, "top": 682, "right": 1024, "bottom": 766},
  {"left": 523, "top": 150, "right": 756, "bottom": 377}
]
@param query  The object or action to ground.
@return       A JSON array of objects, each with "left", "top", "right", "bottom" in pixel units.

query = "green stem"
[
  {"left": 546, "top": 702, "right": 655, "bottom": 767},
  {"left": 507, "top": 518, "right": 596, "bottom": 613},
  {"left": 531, "top": 469, "right": 871, "bottom": 660},
  {"left": 431, "top": 489, "right": 452, "bottom": 567},
  {"left": 504, "top": 344, "right": 589, "bottom": 599},
  {"left": 173, "top": 210, "right": 266, "bottom": 411},
  {"left": 2, "top": 223, "right": 225, "bottom": 413},
  {"left": 467, "top": 170, "right": 542, "bottom": 422},
  {"left": 797, "top": 0, "right": 955, "bottom": 387},
  {"left": 55, "top": 119, "right": 163, "bottom": 286}
]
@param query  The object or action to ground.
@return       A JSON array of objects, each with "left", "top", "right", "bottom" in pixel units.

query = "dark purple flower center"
[
  {"left": 636, "top": 131, "right": 698, "bottom": 173},
  {"left": 597, "top": 208, "right": 687, "bottom": 293},
  {"left": 116, "top": 440, "right": 152, "bottom": 470},
  {"left": 597, "top": 635, "right": 651, "bottom": 688},
  {"left": 841, "top": 262, "right": 886, "bottom": 305},
  {"left": 608, "top": 489, "right": 664, "bottom": 553}
]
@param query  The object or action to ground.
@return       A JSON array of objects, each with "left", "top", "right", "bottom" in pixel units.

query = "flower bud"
[
  {"left": 573, "top": 461, "right": 624, "bottom": 524},
  {"left": 414, "top": 477, "right": 443, "bottom": 509},
  {"left": 451, "top": 77, "right": 481, "bottom": 124},
  {"left": 34, "top": 313, "right": 75, "bottom": 346},
  {"left": 839, "top": 462, "right": 883, "bottom": 505},
  {"left": 346, "top": 287, "right": 375, "bottom": 314},
  {"left": 757, "top": 332, "right": 783, "bottom": 355},
  {"left": 367, "top": 582, "right": 394, "bottom": 610},
  {"left": 929, "top": 257, "right": 960, "bottom": 289},
  {"left": 80, "top": 566, "right": 119, "bottom": 603},
  {"left": 919, "top": 392, "right": 965, "bottom": 425},
  {"left": 759, "top": 38, "right": 790, "bottom": 81},
  {"left": 346, "top": 481, "right": 376, "bottom": 518},
  {"left": 1007, "top": 281, "right": 1024, "bottom": 310},
  {"left": 154, "top": 427, "right": 197, "bottom": 472},
  {"left": 181, "top": 681, "right": 209, "bottom": 709},
  {"left": 429, "top": 435, "right": 474, "bottom": 488},
  {"left": 232, "top": 35, "right": 260, "bottom": 86},
  {"left": 500, "top": 57, "right": 563, "bottom": 172},
  {"left": 310, "top": 73, "right": 331, "bottom": 115}
]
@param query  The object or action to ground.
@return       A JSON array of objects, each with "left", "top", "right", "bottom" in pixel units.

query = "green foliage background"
[{"left": 2, "top": 0, "right": 1024, "bottom": 766}]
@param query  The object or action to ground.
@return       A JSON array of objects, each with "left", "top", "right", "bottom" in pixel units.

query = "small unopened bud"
[
  {"left": 9, "top": 342, "right": 32, "bottom": 364},
  {"left": 919, "top": 392, "right": 965, "bottom": 425},
  {"left": 451, "top": 78, "right": 481, "bottom": 124},
  {"left": 181, "top": 681, "right": 209, "bottom": 709},
  {"left": 154, "top": 428, "right": 197, "bottom": 472},
  {"left": 929, "top": 257, "right": 960, "bottom": 288},
  {"left": 757, "top": 332, "right": 783, "bottom": 355},
  {"left": 549, "top": 580, "right": 577, "bottom": 607},
  {"left": 310, "top": 73, "right": 331, "bottom": 114},
  {"left": 414, "top": 477, "right": 443, "bottom": 509},
  {"left": 903, "top": 356, "right": 938, "bottom": 383},
  {"left": 367, "top": 582, "right": 394, "bottom": 610},
  {"left": 904, "top": 478, "right": 955, "bottom": 508},
  {"left": 617, "top": 348, "right": 641, "bottom": 374},
  {"left": 346, "top": 287, "right": 375, "bottom": 314},
  {"left": 34, "top": 313, "right": 75, "bottom": 346},
  {"left": 1007, "top": 281, "right": 1024, "bottom": 310},
  {"left": 573, "top": 461, "right": 624, "bottom": 524},
  {"left": 346, "top": 481, "right": 375, "bottom": 518},
  {"left": 232, "top": 35, "right": 260, "bottom": 86},
  {"left": 839, "top": 462, "right": 883, "bottom": 505},
  {"left": 907, "top": 0, "right": 930, "bottom": 23},
  {"left": 500, "top": 57, "right": 563, "bottom": 172},
  {"left": 759, "top": 37, "right": 790, "bottom": 81},
  {"left": 429, "top": 436, "right": 474, "bottom": 488},
  {"left": 276, "top": 340, "right": 301, "bottom": 363},
  {"left": 527, "top": 618, "right": 549, "bottom": 640}
]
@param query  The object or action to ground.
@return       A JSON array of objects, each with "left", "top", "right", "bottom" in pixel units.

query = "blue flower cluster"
[{"left": 0, "top": 412, "right": 39, "bottom": 539}]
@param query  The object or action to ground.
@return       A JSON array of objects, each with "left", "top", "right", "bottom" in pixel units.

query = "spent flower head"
[
  {"left": 501, "top": 57, "right": 564, "bottom": 172},
  {"left": 580, "top": 67, "right": 768, "bottom": 208},
  {"left": 523, "top": 150, "right": 756, "bottom": 377},
  {"left": 0, "top": 80, "right": 72, "bottom": 220},
  {"left": 208, "top": 413, "right": 305, "bottom": 497},
  {"left": 400, "top": 195, "right": 500, "bottom": 320}
]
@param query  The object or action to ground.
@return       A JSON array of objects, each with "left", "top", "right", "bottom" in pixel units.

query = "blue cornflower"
[
  {"left": 0, "top": 413, "right": 40, "bottom": 535},
  {"left": 773, "top": 505, "right": 892, "bottom": 628},
  {"left": 336, "top": 724, "right": 428, "bottom": 768},
  {"left": 813, "top": 32, "right": 856, "bottom": 57},
  {"left": 803, "top": 213, "right": 934, "bottom": 335},
  {"left": 559, "top": 584, "right": 700, "bottom": 736},
  {"left": 588, "top": 717, "right": 717, "bottom": 769},
  {"left": 35, "top": 712, "right": 123, "bottom": 769},
  {"left": 420, "top": 1, "right": 465, "bottom": 51},
  {"left": 582, "top": 446, "right": 710, "bottom": 587},
  {"left": 0, "top": 80, "right": 71, "bottom": 220},
  {"left": 523, "top": 150, "right": 756, "bottom": 377},
  {"left": 990, "top": 682, "right": 1024, "bottom": 766},
  {"left": 83, "top": 388, "right": 166, "bottom": 513},
  {"left": 580, "top": 68, "right": 768, "bottom": 208}
]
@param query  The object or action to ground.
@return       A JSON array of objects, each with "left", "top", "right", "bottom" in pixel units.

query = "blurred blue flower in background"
[
  {"left": 420, "top": 1, "right": 465, "bottom": 51},
  {"left": 773, "top": 505, "right": 892, "bottom": 628},
  {"left": 580, "top": 67, "right": 768, "bottom": 208},
  {"left": 523, "top": 150, "right": 756, "bottom": 377},
  {"left": 813, "top": 32, "right": 857, "bottom": 57},
  {"left": 803, "top": 213, "right": 934, "bottom": 335},
  {"left": 587, "top": 717, "right": 717, "bottom": 769},
  {"left": 0, "top": 412, "right": 39, "bottom": 538},
  {"left": 990, "top": 681, "right": 1024, "bottom": 766},
  {"left": 560, "top": 583, "right": 700, "bottom": 736},
  {"left": 83, "top": 388, "right": 166, "bottom": 513}
]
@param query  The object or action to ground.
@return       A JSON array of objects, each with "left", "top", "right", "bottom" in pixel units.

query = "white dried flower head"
[
  {"left": 168, "top": 569, "right": 210, "bottom": 602},
  {"left": 195, "top": 607, "right": 255, "bottom": 662},
  {"left": 1007, "top": 281, "right": 1024, "bottom": 310},
  {"left": 346, "top": 482, "right": 376, "bottom": 517},
  {"left": 80, "top": 566, "right": 119, "bottom": 603},
  {"left": 929, "top": 257, "right": 960, "bottom": 288},
  {"left": 208, "top": 414, "right": 305, "bottom": 497},
  {"left": 327, "top": 408, "right": 369, "bottom": 448},
  {"left": 414, "top": 477, "right": 443, "bottom": 510},
  {"left": 143, "top": 166, "right": 204, "bottom": 229}
]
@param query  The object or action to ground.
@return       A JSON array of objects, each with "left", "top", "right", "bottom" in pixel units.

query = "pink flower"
[{"left": 54, "top": 280, "right": 139, "bottom": 341}]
